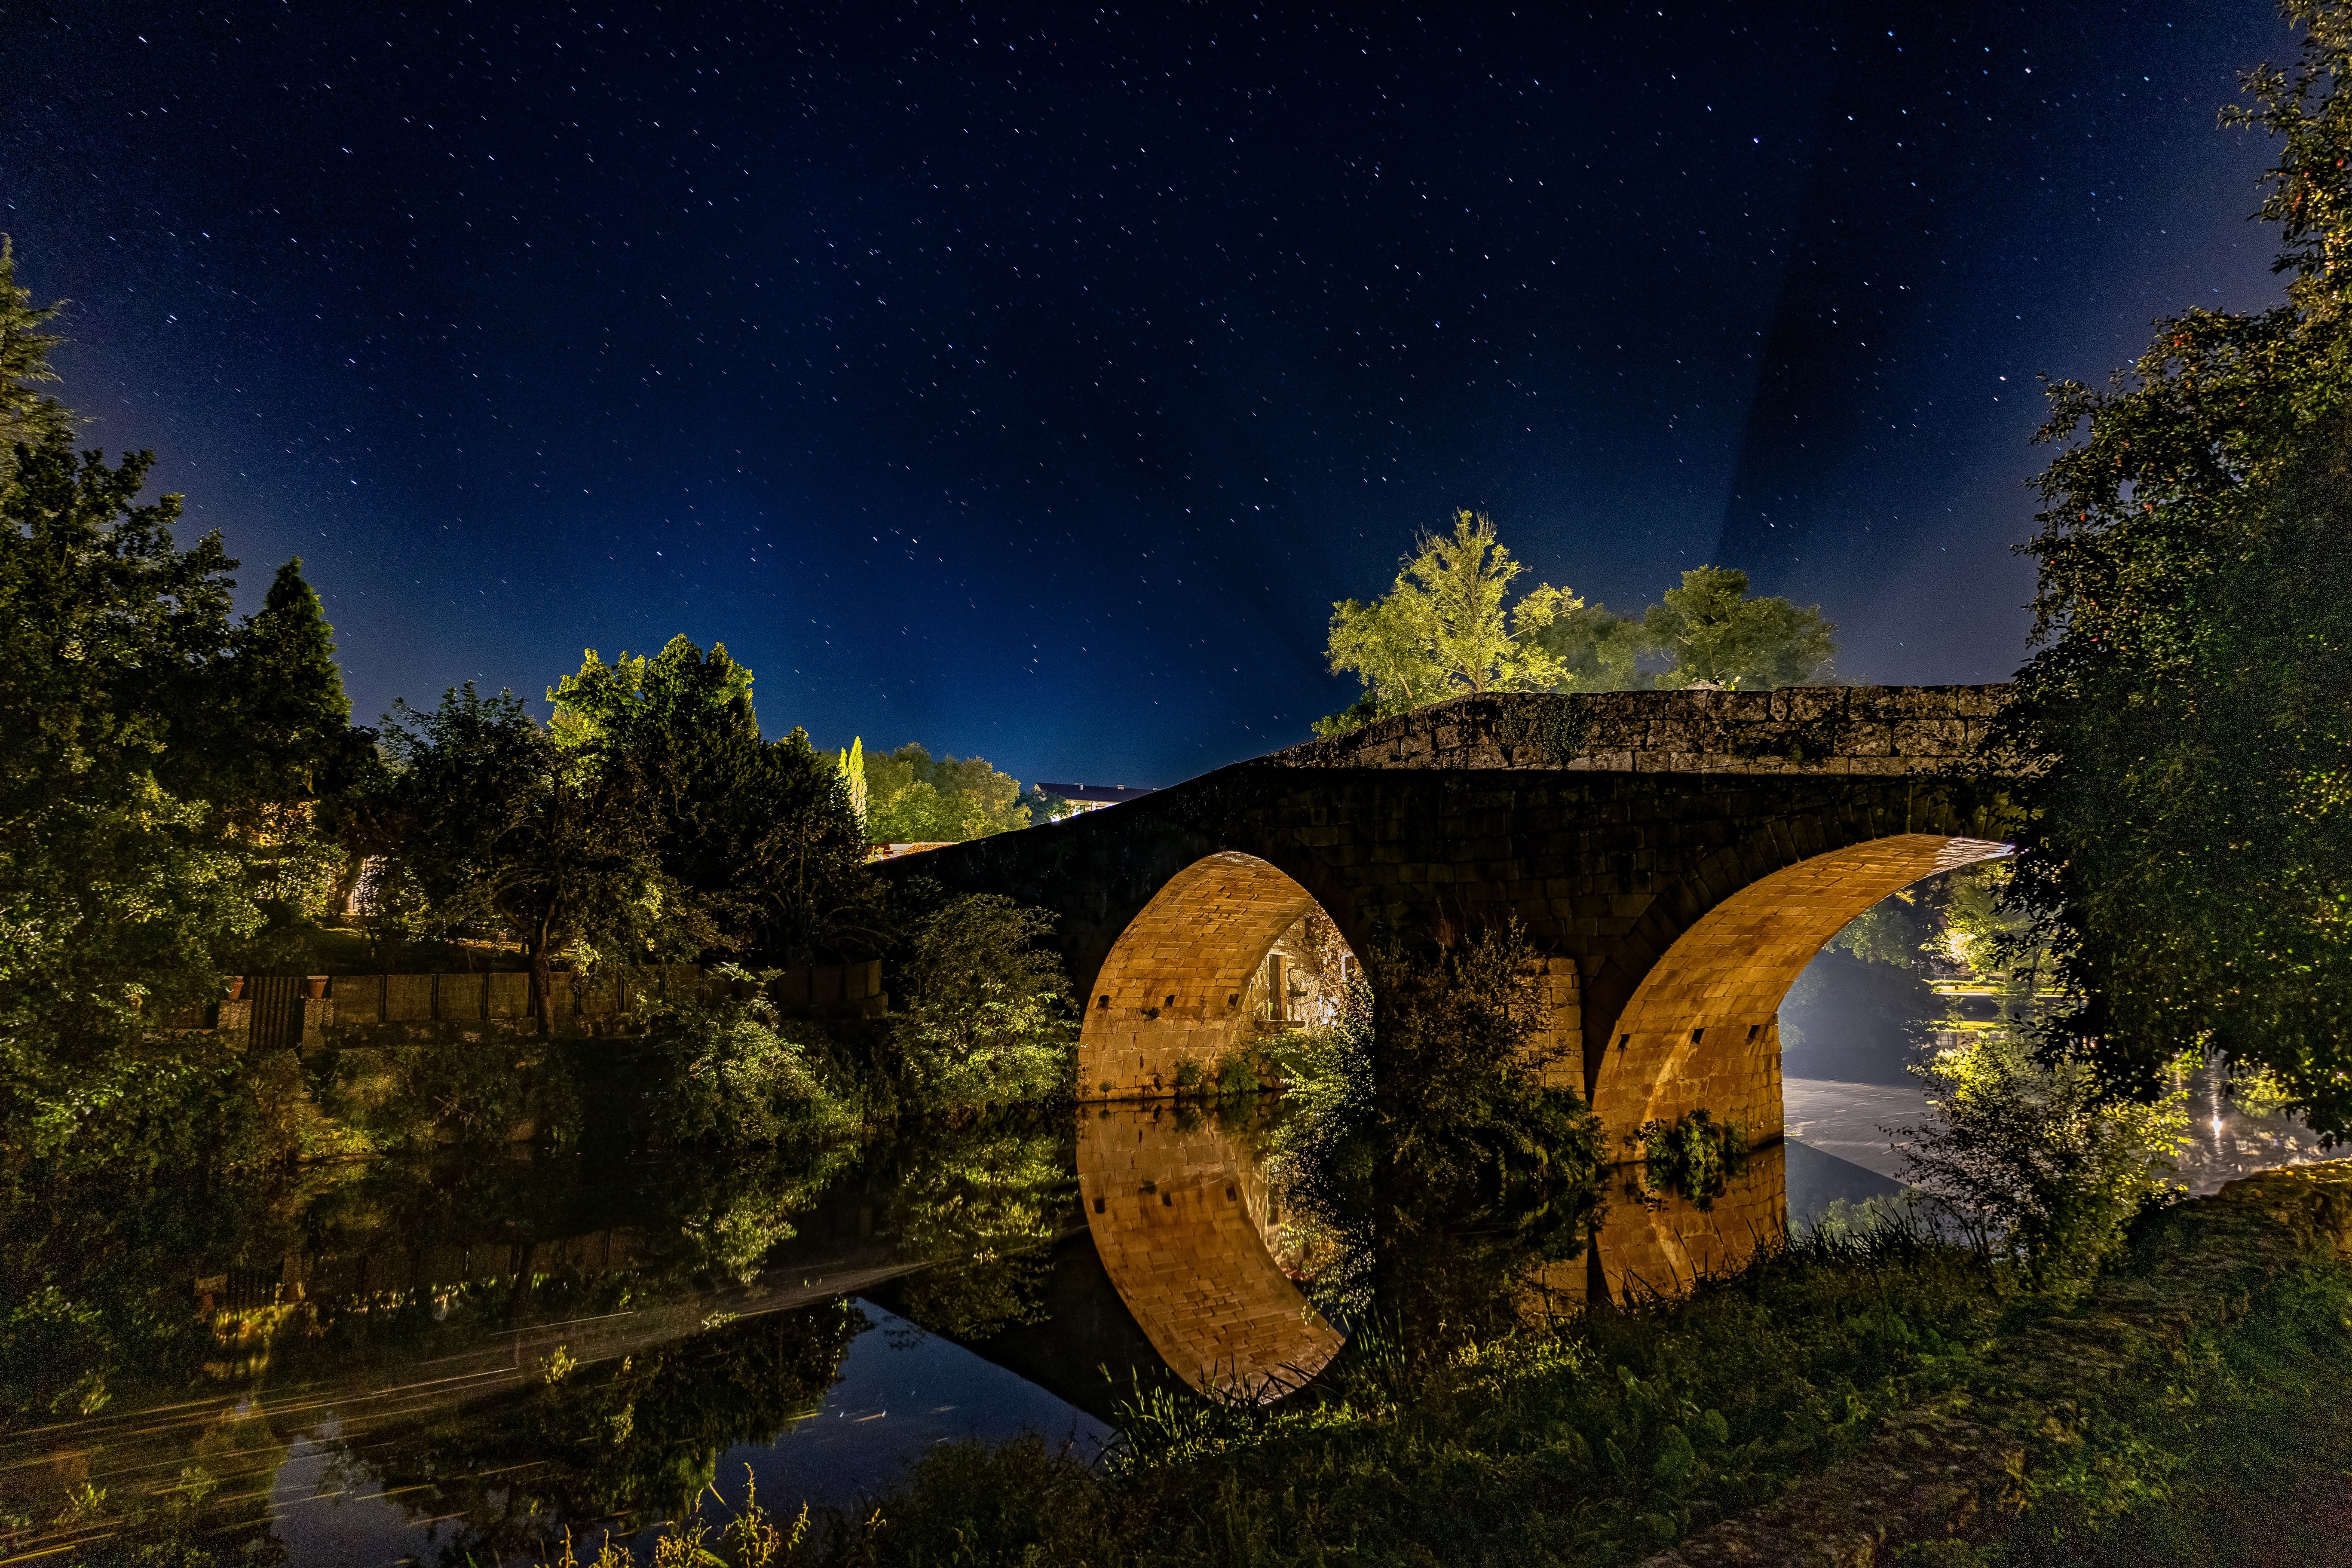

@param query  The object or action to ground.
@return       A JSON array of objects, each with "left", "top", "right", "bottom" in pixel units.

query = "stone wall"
[
  {"left": 1274, "top": 684, "right": 2008, "bottom": 776},
  {"left": 198, "top": 959, "right": 886, "bottom": 1051}
]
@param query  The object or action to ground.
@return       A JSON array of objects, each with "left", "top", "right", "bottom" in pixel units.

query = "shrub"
[
  {"left": 643, "top": 967, "right": 855, "bottom": 1147},
  {"left": 1214, "top": 1051, "right": 1261, "bottom": 1099},
  {"left": 1900, "top": 1025, "right": 2189, "bottom": 1297},
  {"left": 1628, "top": 1109, "right": 1748, "bottom": 1208},
  {"left": 892, "top": 894, "right": 1076, "bottom": 1113}
]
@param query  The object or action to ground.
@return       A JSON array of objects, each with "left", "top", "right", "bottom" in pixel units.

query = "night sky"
[{"left": 0, "top": 2, "right": 2295, "bottom": 787}]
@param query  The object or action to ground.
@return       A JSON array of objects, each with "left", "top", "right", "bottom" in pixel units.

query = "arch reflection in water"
[
  {"left": 1077, "top": 1105, "right": 1345, "bottom": 1399},
  {"left": 1516, "top": 1143, "right": 1791, "bottom": 1320}
]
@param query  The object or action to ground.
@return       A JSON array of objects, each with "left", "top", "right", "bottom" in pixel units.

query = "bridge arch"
[
  {"left": 1076, "top": 850, "right": 1357, "bottom": 1102},
  {"left": 1589, "top": 833, "right": 2011, "bottom": 1148}
]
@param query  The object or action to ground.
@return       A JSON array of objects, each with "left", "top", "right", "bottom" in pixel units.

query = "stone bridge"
[{"left": 894, "top": 686, "right": 2015, "bottom": 1153}]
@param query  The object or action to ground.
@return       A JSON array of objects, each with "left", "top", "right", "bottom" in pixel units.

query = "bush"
[
  {"left": 891, "top": 894, "right": 1076, "bottom": 1113},
  {"left": 1900, "top": 1026, "right": 2189, "bottom": 1298},
  {"left": 1629, "top": 1109, "right": 1748, "bottom": 1208},
  {"left": 1214, "top": 1051, "right": 1262, "bottom": 1099},
  {"left": 643, "top": 968, "right": 856, "bottom": 1148}
]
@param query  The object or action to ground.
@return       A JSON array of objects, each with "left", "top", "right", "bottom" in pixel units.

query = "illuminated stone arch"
[
  {"left": 1589, "top": 833, "right": 2011, "bottom": 1148},
  {"left": 1076, "top": 850, "right": 1356, "bottom": 1101}
]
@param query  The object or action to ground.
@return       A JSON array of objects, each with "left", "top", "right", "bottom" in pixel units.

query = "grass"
[
  {"left": 1982, "top": 1257, "right": 2352, "bottom": 1567},
  {"left": 597, "top": 1186, "right": 2352, "bottom": 1568},
  {"left": 789, "top": 1217, "right": 2013, "bottom": 1566}
]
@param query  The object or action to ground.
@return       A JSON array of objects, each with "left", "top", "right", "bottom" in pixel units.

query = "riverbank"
[{"left": 664, "top": 1159, "right": 2350, "bottom": 1568}]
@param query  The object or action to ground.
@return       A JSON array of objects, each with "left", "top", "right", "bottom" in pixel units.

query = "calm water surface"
[{"left": 2, "top": 1081, "right": 2321, "bottom": 1565}]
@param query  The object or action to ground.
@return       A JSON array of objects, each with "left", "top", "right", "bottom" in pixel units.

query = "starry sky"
[{"left": 0, "top": 1, "right": 2297, "bottom": 787}]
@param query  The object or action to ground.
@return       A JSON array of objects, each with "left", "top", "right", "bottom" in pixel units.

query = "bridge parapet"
[{"left": 1269, "top": 684, "right": 2010, "bottom": 776}]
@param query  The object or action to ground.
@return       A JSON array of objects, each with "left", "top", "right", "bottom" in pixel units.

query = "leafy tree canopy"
[
  {"left": 1321, "top": 518, "right": 1838, "bottom": 732},
  {"left": 1318, "top": 510, "right": 1575, "bottom": 734},
  {"left": 542, "top": 637, "right": 877, "bottom": 960},
  {"left": 1533, "top": 601, "right": 1648, "bottom": 692},
  {"left": 0, "top": 235, "right": 71, "bottom": 469},
  {"left": 0, "top": 442, "right": 256, "bottom": 1153},
  {"left": 862, "top": 742, "right": 1030, "bottom": 844},
  {"left": 1997, "top": 0, "right": 2352, "bottom": 1136},
  {"left": 1640, "top": 566, "right": 1839, "bottom": 690}
]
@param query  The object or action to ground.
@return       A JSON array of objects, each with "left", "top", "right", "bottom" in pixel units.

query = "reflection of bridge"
[
  {"left": 896, "top": 687, "right": 2014, "bottom": 1150},
  {"left": 1075, "top": 1107, "right": 1344, "bottom": 1396}
]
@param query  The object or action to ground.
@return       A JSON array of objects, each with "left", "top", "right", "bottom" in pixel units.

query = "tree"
[
  {"left": 1639, "top": 566, "right": 1837, "bottom": 690},
  {"left": 1902, "top": 1025, "right": 2189, "bottom": 1298},
  {"left": 547, "top": 637, "right": 879, "bottom": 960},
  {"left": 1318, "top": 510, "right": 1575, "bottom": 734},
  {"left": 0, "top": 441, "right": 257, "bottom": 1153},
  {"left": 862, "top": 743, "right": 1030, "bottom": 843},
  {"left": 892, "top": 894, "right": 1077, "bottom": 1111},
  {"left": 1532, "top": 601, "right": 1647, "bottom": 692},
  {"left": 837, "top": 736, "right": 868, "bottom": 829},
  {"left": 381, "top": 684, "right": 677, "bottom": 1029},
  {"left": 0, "top": 235, "right": 72, "bottom": 474},
  {"left": 1996, "top": 0, "right": 2352, "bottom": 1136}
]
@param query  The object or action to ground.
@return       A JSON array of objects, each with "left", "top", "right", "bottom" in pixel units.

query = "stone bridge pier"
[{"left": 890, "top": 686, "right": 2015, "bottom": 1152}]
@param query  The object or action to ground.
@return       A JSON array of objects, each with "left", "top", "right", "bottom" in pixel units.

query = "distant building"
[{"left": 1035, "top": 782, "right": 1158, "bottom": 818}]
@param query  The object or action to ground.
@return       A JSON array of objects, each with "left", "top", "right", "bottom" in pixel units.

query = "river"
[{"left": 0, "top": 1073, "right": 2327, "bottom": 1565}]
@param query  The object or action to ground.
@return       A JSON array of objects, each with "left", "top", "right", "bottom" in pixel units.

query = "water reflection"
[
  {"left": 1077, "top": 1103, "right": 1345, "bottom": 1399},
  {"left": 0, "top": 1102, "right": 1981, "bottom": 1563},
  {"left": 0, "top": 1121, "right": 1096, "bottom": 1562}
]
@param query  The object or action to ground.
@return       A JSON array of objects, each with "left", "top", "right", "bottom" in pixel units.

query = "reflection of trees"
[
  {"left": 347, "top": 1301, "right": 861, "bottom": 1557},
  {"left": 2, "top": 1112, "right": 1087, "bottom": 1557},
  {"left": 879, "top": 1112, "right": 1075, "bottom": 1341}
]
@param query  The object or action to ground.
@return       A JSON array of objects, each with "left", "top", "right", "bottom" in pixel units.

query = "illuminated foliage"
[
  {"left": 860, "top": 741, "right": 1029, "bottom": 844},
  {"left": 1638, "top": 566, "right": 1838, "bottom": 690},
  {"left": 1318, "top": 510, "right": 1575, "bottom": 734},
  {"left": 1997, "top": 1, "right": 2352, "bottom": 1136}
]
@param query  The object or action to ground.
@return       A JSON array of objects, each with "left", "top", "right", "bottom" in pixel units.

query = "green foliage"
[
  {"left": 1994, "top": 3, "right": 2352, "bottom": 1135},
  {"left": 0, "top": 440, "right": 266, "bottom": 1161},
  {"left": 1215, "top": 1051, "right": 1262, "bottom": 1099},
  {"left": 1370, "top": 919, "right": 1605, "bottom": 1192},
  {"left": 641, "top": 968, "right": 857, "bottom": 1148},
  {"left": 378, "top": 683, "right": 679, "bottom": 1025},
  {"left": 545, "top": 638, "right": 881, "bottom": 962},
  {"left": 835, "top": 736, "right": 867, "bottom": 829},
  {"left": 859, "top": 742, "right": 1029, "bottom": 843},
  {"left": 1901, "top": 1026, "right": 2190, "bottom": 1298},
  {"left": 1318, "top": 510, "right": 1576, "bottom": 734},
  {"left": 1639, "top": 565, "right": 1838, "bottom": 690},
  {"left": 1987, "top": 1259, "right": 2352, "bottom": 1566},
  {"left": 888, "top": 1117, "right": 1073, "bottom": 1340},
  {"left": 1828, "top": 885, "right": 1940, "bottom": 973},
  {"left": 1318, "top": 518, "right": 1836, "bottom": 729},
  {"left": 1532, "top": 600, "right": 1648, "bottom": 691},
  {"left": 890, "top": 894, "right": 1076, "bottom": 1113},
  {"left": 1629, "top": 1110, "right": 1749, "bottom": 1209},
  {"left": 310, "top": 1035, "right": 583, "bottom": 1152},
  {"left": 0, "top": 234, "right": 72, "bottom": 467},
  {"left": 740, "top": 1218, "right": 2007, "bottom": 1566}
]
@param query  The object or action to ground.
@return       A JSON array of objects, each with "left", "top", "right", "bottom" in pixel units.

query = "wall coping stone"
[{"left": 1267, "top": 685, "right": 2014, "bottom": 776}]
